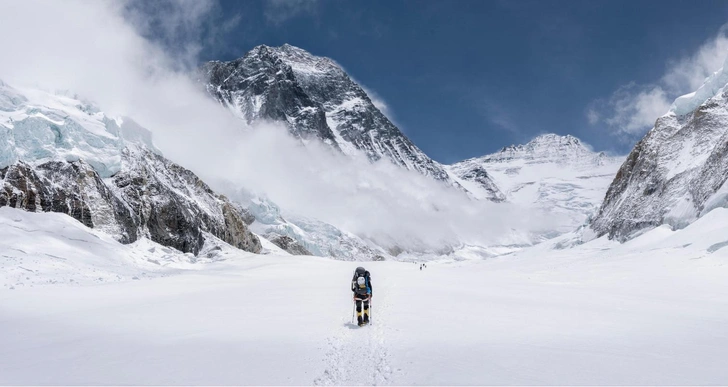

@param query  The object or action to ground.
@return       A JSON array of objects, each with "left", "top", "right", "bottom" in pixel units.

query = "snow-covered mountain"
[
  {"left": 591, "top": 57, "right": 728, "bottom": 241},
  {"left": 201, "top": 44, "right": 503, "bottom": 201},
  {"left": 0, "top": 82, "right": 261, "bottom": 255},
  {"left": 0, "top": 80, "right": 393, "bottom": 260},
  {"left": 449, "top": 134, "right": 624, "bottom": 234}
]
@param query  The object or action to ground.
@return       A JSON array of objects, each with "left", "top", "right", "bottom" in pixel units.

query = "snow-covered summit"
[
  {"left": 448, "top": 134, "right": 624, "bottom": 235},
  {"left": 482, "top": 133, "right": 606, "bottom": 165},
  {"left": 266, "top": 44, "right": 344, "bottom": 78},
  {"left": 202, "top": 44, "right": 496, "bottom": 194}
]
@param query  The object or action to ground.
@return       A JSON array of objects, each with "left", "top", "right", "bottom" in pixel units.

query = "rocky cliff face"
[
  {"left": 0, "top": 82, "right": 261, "bottom": 255},
  {"left": 591, "top": 94, "right": 728, "bottom": 240},
  {"left": 202, "top": 44, "right": 501, "bottom": 198},
  {"left": 0, "top": 160, "right": 132, "bottom": 238},
  {"left": 0, "top": 147, "right": 262, "bottom": 255},
  {"left": 591, "top": 55, "right": 728, "bottom": 241}
]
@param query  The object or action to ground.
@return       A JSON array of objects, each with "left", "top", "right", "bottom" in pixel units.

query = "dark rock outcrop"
[
  {"left": 0, "top": 147, "right": 262, "bottom": 255},
  {"left": 268, "top": 234, "right": 312, "bottom": 256}
]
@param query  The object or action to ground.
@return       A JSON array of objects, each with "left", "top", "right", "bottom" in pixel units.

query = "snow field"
[{"left": 1, "top": 207, "right": 728, "bottom": 384}]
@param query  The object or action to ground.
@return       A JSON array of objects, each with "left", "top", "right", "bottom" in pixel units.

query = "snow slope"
[
  {"left": 449, "top": 134, "right": 624, "bottom": 235},
  {"left": 1, "top": 206, "right": 727, "bottom": 385}
]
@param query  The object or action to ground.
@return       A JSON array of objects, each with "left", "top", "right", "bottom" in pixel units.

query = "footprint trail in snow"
[{"left": 314, "top": 295, "right": 393, "bottom": 385}]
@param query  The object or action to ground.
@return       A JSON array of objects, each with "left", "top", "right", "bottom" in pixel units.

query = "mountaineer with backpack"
[{"left": 351, "top": 267, "right": 373, "bottom": 327}]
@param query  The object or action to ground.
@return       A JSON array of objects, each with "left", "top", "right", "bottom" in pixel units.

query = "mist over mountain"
[{"left": 201, "top": 44, "right": 504, "bottom": 202}]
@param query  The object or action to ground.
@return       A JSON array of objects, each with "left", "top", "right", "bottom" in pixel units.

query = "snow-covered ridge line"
[{"left": 477, "top": 133, "right": 606, "bottom": 164}]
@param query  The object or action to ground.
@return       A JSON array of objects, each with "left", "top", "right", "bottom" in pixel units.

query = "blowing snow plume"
[{"left": 0, "top": 0, "right": 558, "bottom": 254}]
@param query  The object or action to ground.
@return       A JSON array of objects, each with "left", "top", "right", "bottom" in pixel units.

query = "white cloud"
[
  {"left": 123, "top": 0, "right": 240, "bottom": 68},
  {"left": 586, "top": 107, "right": 600, "bottom": 125},
  {"left": 662, "top": 26, "right": 728, "bottom": 93},
  {"left": 360, "top": 85, "right": 391, "bottom": 117},
  {"left": 481, "top": 101, "right": 521, "bottom": 135},
  {"left": 602, "top": 84, "right": 672, "bottom": 135},
  {"left": 264, "top": 0, "right": 319, "bottom": 25},
  {"left": 588, "top": 24, "right": 728, "bottom": 137},
  {"left": 0, "top": 0, "right": 554, "bottom": 252}
]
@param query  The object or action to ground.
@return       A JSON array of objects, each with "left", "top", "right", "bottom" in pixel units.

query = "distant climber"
[{"left": 351, "top": 267, "right": 372, "bottom": 326}]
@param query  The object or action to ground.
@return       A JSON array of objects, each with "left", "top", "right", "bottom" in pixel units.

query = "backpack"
[{"left": 353, "top": 268, "right": 370, "bottom": 296}]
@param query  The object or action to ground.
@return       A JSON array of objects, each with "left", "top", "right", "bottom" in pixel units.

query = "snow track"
[{"left": 315, "top": 295, "right": 393, "bottom": 385}]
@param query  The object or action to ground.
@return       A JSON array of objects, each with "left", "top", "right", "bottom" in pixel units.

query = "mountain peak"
[
  {"left": 202, "top": 44, "right": 459, "bottom": 188},
  {"left": 244, "top": 44, "right": 338, "bottom": 76},
  {"left": 525, "top": 133, "right": 582, "bottom": 148},
  {"left": 483, "top": 133, "right": 599, "bottom": 165}
]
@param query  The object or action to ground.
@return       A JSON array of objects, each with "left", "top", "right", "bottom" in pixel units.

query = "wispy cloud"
[
  {"left": 480, "top": 100, "right": 523, "bottom": 136},
  {"left": 122, "top": 0, "right": 241, "bottom": 68},
  {"left": 588, "top": 24, "right": 728, "bottom": 138},
  {"left": 264, "top": 0, "right": 319, "bottom": 25},
  {"left": 586, "top": 106, "right": 600, "bottom": 125},
  {"left": 589, "top": 83, "right": 672, "bottom": 137},
  {"left": 360, "top": 85, "right": 391, "bottom": 118}
]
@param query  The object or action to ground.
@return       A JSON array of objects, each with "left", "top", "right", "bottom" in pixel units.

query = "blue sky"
[{"left": 197, "top": 0, "right": 728, "bottom": 163}]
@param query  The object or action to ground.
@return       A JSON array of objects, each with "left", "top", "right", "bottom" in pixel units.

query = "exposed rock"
[
  {"left": 591, "top": 86, "right": 728, "bottom": 240},
  {"left": 109, "top": 146, "right": 262, "bottom": 255},
  {"left": 268, "top": 235, "right": 312, "bottom": 256},
  {"left": 0, "top": 149, "right": 262, "bottom": 255},
  {"left": 0, "top": 160, "right": 137, "bottom": 242}
]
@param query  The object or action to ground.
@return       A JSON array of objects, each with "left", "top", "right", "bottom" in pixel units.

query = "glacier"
[{"left": 0, "top": 82, "right": 157, "bottom": 178}]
